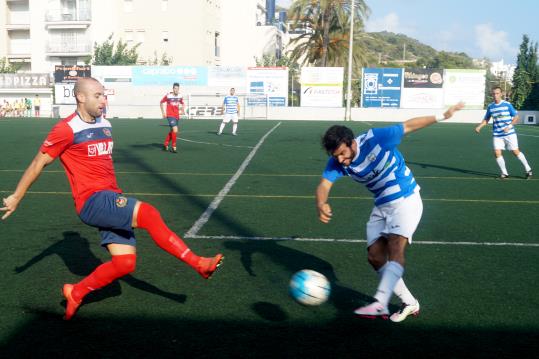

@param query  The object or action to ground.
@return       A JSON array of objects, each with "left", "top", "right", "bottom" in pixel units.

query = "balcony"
[
  {"left": 45, "top": 7, "right": 92, "bottom": 29},
  {"left": 46, "top": 41, "right": 92, "bottom": 56}
]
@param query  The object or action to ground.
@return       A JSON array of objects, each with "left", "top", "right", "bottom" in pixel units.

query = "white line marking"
[
  {"left": 188, "top": 234, "right": 539, "bottom": 247},
  {"left": 184, "top": 122, "right": 282, "bottom": 238},
  {"left": 179, "top": 137, "right": 254, "bottom": 149},
  {"left": 518, "top": 133, "right": 539, "bottom": 138}
]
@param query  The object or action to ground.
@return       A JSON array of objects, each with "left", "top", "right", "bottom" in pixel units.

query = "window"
[
  {"left": 161, "top": 0, "right": 168, "bottom": 11},
  {"left": 136, "top": 30, "right": 145, "bottom": 43},
  {"left": 124, "top": 0, "right": 133, "bottom": 12},
  {"left": 162, "top": 31, "right": 169, "bottom": 43},
  {"left": 125, "top": 30, "right": 133, "bottom": 44}
]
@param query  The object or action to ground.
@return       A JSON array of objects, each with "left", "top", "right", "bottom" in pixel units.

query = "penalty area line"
[
  {"left": 188, "top": 234, "right": 539, "bottom": 247},
  {"left": 184, "top": 122, "right": 282, "bottom": 238}
]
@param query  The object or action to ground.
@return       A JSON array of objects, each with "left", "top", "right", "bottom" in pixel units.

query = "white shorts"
[
  {"left": 223, "top": 113, "right": 239, "bottom": 123},
  {"left": 493, "top": 134, "right": 519, "bottom": 151},
  {"left": 366, "top": 190, "right": 423, "bottom": 247}
]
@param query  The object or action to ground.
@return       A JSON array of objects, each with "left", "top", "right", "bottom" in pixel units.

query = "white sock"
[
  {"left": 218, "top": 123, "right": 225, "bottom": 134},
  {"left": 377, "top": 263, "right": 416, "bottom": 305},
  {"left": 517, "top": 152, "right": 532, "bottom": 172},
  {"left": 374, "top": 261, "right": 403, "bottom": 308},
  {"left": 496, "top": 156, "right": 508, "bottom": 175},
  {"left": 232, "top": 123, "right": 237, "bottom": 134}
]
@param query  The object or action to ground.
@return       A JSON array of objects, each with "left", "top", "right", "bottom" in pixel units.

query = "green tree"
[
  {"left": 511, "top": 35, "right": 533, "bottom": 109},
  {"left": 0, "top": 57, "right": 20, "bottom": 73},
  {"left": 522, "top": 41, "right": 539, "bottom": 110},
  {"left": 255, "top": 54, "right": 301, "bottom": 106},
  {"left": 287, "top": 0, "right": 369, "bottom": 67},
  {"left": 91, "top": 34, "right": 140, "bottom": 65}
]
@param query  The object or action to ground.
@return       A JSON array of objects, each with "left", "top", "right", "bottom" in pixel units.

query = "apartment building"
[{"left": 0, "top": 0, "right": 287, "bottom": 73}]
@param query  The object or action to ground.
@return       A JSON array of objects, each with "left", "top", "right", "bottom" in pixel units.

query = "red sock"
[
  {"left": 71, "top": 254, "right": 136, "bottom": 302},
  {"left": 164, "top": 131, "right": 172, "bottom": 146},
  {"left": 171, "top": 132, "right": 177, "bottom": 147},
  {"left": 136, "top": 202, "right": 199, "bottom": 267}
]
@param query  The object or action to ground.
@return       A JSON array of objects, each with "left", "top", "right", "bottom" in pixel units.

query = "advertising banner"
[
  {"left": 246, "top": 67, "right": 288, "bottom": 106},
  {"left": 54, "top": 65, "right": 91, "bottom": 83},
  {"left": 361, "top": 68, "right": 402, "bottom": 108},
  {"left": 54, "top": 84, "right": 75, "bottom": 104},
  {"left": 132, "top": 66, "right": 208, "bottom": 86},
  {"left": 443, "top": 69, "right": 486, "bottom": 109},
  {"left": 0, "top": 73, "right": 51, "bottom": 89},
  {"left": 300, "top": 67, "right": 343, "bottom": 107},
  {"left": 401, "top": 68, "right": 444, "bottom": 108},
  {"left": 92, "top": 66, "right": 133, "bottom": 83},
  {"left": 208, "top": 66, "right": 246, "bottom": 88}
]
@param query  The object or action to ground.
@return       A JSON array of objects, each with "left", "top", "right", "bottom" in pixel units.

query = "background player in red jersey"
[
  {"left": 1, "top": 77, "right": 223, "bottom": 320},
  {"left": 160, "top": 82, "right": 184, "bottom": 153}
]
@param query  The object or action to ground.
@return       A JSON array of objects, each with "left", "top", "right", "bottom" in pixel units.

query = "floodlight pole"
[{"left": 344, "top": 0, "right": 355, "bottom": 121}]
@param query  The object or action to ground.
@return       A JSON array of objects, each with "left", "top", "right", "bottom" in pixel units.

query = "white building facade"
[{"left": 0, "top": 0, "right": 287, "bottom": 73}]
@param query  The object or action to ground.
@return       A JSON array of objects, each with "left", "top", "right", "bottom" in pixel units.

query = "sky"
[{"left": 276, "top": 0, "right": 539, "bottom": 65}]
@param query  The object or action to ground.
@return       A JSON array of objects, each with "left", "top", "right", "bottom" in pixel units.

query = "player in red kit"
[
  {"left": 160, "top": 82, "right": 184, "bottom": 153},
  {"left": 1, "top": 78, "right": 223, "bottom": 320}
]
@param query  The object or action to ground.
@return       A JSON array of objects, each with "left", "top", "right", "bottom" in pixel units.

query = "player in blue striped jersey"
[
  {"left": 217, "top": 88, "right": 240, "bottom": 136},
  {"left": 316, "top": 102, "right": 464, "bottom": 322},
  {"left": 475, "top": 86, "right": 532, "bottom": 179}
]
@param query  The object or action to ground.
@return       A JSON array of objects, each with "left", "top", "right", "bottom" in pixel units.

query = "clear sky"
[{"left": 277, "top": 0, "right": 539, "bottom": 65}]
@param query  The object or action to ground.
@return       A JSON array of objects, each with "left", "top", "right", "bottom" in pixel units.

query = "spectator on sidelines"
[{"left": 34, "top": 94, "right": 41, "bottom": 117}]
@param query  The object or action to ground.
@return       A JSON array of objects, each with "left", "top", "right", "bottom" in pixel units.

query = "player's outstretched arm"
[
  {"left": 475, "top": 120, "right": 488, "bottom": 133},
  {"left": 403, "top": 102, "right": 465, "bottom": 135},
  {"left": 316, "top": 178, "right": 334, "bottom": 224},
  {"left": 1, "top": 152, "right": 54, "bottom": 220}
]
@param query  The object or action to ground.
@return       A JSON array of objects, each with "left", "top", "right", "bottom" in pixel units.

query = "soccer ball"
[{"left": 289, "top": 270, "right": 331, "bottom": 306}]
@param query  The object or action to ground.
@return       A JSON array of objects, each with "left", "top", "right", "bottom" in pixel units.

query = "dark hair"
[
  {"left": 322, "top": 125, "right": 354, "bottom": 154},
  {"left": 492, "top": 86, "right": 502, "bottom": 92},
  {"left": 173, "top": 82, "right": 180, "bottom": 87}
]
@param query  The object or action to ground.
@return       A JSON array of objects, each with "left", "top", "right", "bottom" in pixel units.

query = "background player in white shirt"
[
  {"left": 217, "top": 88, "right": 240, "bottom": 136},
  {"left": 475, "top": 86, "right": 532, "bottom": 179}
]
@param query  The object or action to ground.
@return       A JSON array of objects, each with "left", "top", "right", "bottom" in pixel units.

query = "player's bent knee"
[{"left": 112, "top": 254, "right": 137, "bottom": 275}]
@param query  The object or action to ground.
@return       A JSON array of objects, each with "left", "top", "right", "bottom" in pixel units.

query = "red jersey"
[
  {"left": 160, "top": 92, "right": 184, "bottom": 119},
  {"left": 40, "top": 112, "right": 121, "bottom": 213}
]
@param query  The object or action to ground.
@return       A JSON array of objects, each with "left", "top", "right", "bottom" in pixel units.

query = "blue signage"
[
  {"left": 132, "top": 66, "right": 208, "bottom": 86},
  {"left": 361, "top": 68, "right": 403, "bottom": 108}
]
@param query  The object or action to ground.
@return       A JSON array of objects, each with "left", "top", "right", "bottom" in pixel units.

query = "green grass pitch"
[{"left": 0, "top": 117, "right": 538, "bottom": 357}]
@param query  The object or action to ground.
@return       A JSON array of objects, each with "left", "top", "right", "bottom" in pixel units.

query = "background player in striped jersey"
[
  {"left": 1, "top": 78, "right": 223, "bottom": 320},
  {"left": 316, "top": 102, "right": 464, "bottom": 322},
  {"left": 217, "top": 88, "right": 240, "bottom": 136},
  {"left": 475, "top": 86, "right": 532, "bottom": 179},
  {"left": 160, "top": 82, "right": 184, "bottom": 153}
]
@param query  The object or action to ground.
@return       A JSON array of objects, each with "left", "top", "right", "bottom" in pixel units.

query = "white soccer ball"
[{"left": 289, "top": 269, "right": 331, "bottom": 306}]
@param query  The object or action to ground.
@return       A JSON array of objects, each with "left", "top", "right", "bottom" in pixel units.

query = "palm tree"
[{"left": 287, "top": 0, "right": 370, "bottom": 67}]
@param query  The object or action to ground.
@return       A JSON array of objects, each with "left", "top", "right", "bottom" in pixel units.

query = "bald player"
[{"left": 1, "top": 77, "right": 224, "bottom": 320}]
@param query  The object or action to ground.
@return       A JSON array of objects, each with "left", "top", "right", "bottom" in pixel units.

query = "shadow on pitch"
[
  {"left": 14, "top": 231, "right": 186, "bottom": 308},
  {"left": 407, "top": 161, "right": 496, "bottom": 177}
]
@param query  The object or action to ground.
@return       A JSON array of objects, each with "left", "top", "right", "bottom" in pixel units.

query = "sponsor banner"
[
  {"left": 92, "top": 66, "right": 133, "bottom": 83},
  {"left": 443, "top": 69, "right": 486, "bottom": 109},
  {"left": 361, "top": 68, "right": 403, "bottom": 108},
  {"left": 246, "top": 67, "right": 288, "bottom": 106},
  {"left": 208, "top": 66, "right": 246, "bottom": 87},
  {"left": 54, "top": 65, "right": 91, "bottom": 83},
  {"left": 188, "top": 105, "right": 224, "bottom": 118},
  {"left": 0, "top": 73, "right": 51, "bottom": 89},
  {"left": 400, "top": 88, "right": 444, "bottom": 109},
  {"left": 403, "top": 68, "right": 443, "bottom": 88},
  {"left": 132, "top": 66, "right": 208, "bottom": 86},
  {"left": 300, "top": 67, "right": 343, "bottom": 107},
  {"left": 54, "top": 84, "right": 75, "bottom": 104}
]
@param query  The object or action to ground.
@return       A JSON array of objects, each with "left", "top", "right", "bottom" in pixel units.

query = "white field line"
[
  {"left": 188, "top": 234, "right": 539, "bottom": 248},
  {"left": 178, "top": 137, "right": 254, "bottom": 149},
  {"left": 184, "top": 122, "right": 282, "bottom": 238}
]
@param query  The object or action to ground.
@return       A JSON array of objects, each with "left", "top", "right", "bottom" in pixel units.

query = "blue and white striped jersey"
[
  {"left": 484, "top": 101, "right": 517, "bottom": 137},
  {"left": 223, "top": 96, "right": 239, "bottom": 114},
  {"left": 322, "top": 124, "right": 418, "bottom": 206}
]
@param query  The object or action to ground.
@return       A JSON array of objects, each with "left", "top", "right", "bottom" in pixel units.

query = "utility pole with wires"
[{"left": 344, "top": 0, "right": 355, "bottom": 121}]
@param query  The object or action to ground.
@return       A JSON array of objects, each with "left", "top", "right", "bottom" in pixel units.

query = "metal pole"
[{"left": 345, "top": 0, "right": 355, "bottom": 121}]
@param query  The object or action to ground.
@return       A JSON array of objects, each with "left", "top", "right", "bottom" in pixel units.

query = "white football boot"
[{"left": 389, "top": 300, "right": 420, "bottom": 323}]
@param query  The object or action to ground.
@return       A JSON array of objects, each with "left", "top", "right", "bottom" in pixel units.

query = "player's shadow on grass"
[
  {"left": 224, "top": 240, "right": 377, "bottom": 318},
  {"left": 407, "top": 161, "right": 496, "bottom": 177},
  {"left": 14, "top": 231, "right": 186, "bottom": 307},
  {"left": 131, "top": 143, "right": 166, "bottom": 150}
]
